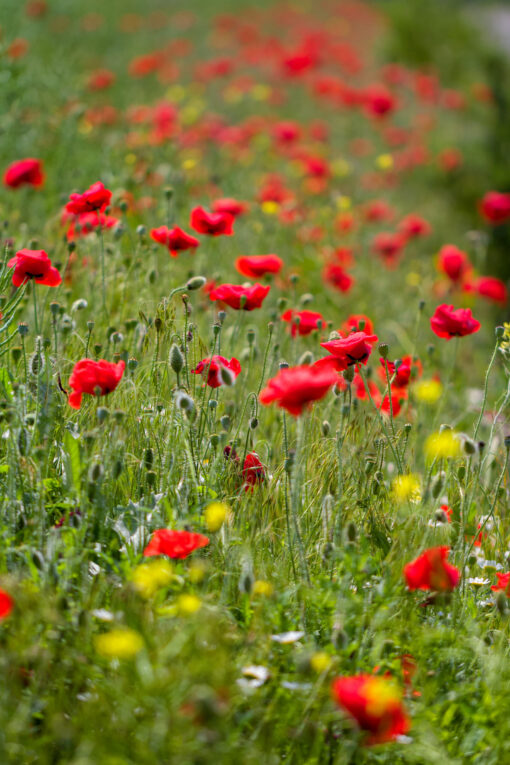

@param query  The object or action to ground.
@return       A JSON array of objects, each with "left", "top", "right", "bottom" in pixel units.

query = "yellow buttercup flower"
[
  {"left": 95, "top": 628, "right": 143, "bottom": 659},
  {"left": 252, "top": 580, "right": 274, "bottom": 597},
  {"left": 392, "top": 474, "right": 421, "bottom": 503},
  {"left": 204, "top": 501, "right": 229, "bottom": 532},
  {"left": 310, "top": 652, "right": 331, "bottom": 673},
  {"left": 425, "top": 430, "right": 461, "bottom": 461},
  {"left": 376, "top": 153, "right": 393, "bottom": 170},
  {"left": 336, "top": 195, "right": 351, "bottom": 211},
  {"left": 261, "top": 201, "right": 280, "bottom": 215},
  {"left": 131, "top": 559, "right": 173, "bottom": 598},
  {"left": 413, "top": 379, "right": 443, "bottom": 404},
  {"left": 177, "top": 594, "right": 202, "bottom": 615}
]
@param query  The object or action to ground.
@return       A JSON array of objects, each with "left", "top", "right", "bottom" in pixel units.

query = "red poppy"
[
  {"left": 143, "top": 529, "right": 209, "bottom": 559},
  {"left": 372, "top": 232, "right": 406, "bottom": 266},
  {"left": 150, "top": 226, "right": 200, "bottom": 256},
  {"left": 398, "top": 214, "right": 431, "bottom": 240},
  {"left": 272, "top": 121, "right": 301, "bottom": 145},
  {"left": 437, "top": 245, "right": 471, "bottom": 283},
  {"left": 379, "top": 356, "right": 421, "bottom": 388},
  {"left": 320, "top": 331, "right": 379, "bottom": 368},
  {"left": 470, "top": 276, "right": 508, "bottom": 305},
  {"left": 491, "top": 572, "right": 510, "bottom": 596},
  {"left": 8, "top": 249, "right": 61, "bottom": 288},
  {"left": 404, "top": 546, "right": 460, "bottom": 591},
  {"left": 235, "top": 254, "right": 283, "bottom": 279},
  {"left": 190, "top": 206, "right": 234, "bottom": 236},
  {"left": 259, "top": 365, "right": 338, "bottom": 416},
  {"left": 243, "top": 452, "right": 266, "bottom": 489},
  {"left": 0, "top": 589, "right": 13, "bottom": 620},
  {"left": 209, "top": 283, "right": 270, "bottom": 311},
  {"left": 363, "top": 199, "right": 395, "bottom": 223},
  {"left": 380, "top": 386, "right": 407, "bottom": 417},
  {"left": 430, "top": 304, "right": 481, "bottom": 339},
  {"left": 66, "top": 211, "right": 119, "bottom": 240},
  {"left": 332, "top": 674, "right": 410, "bottom": 745},
  {"left": 66, "top": 182, "right": 112, "bottom": 214},
  {"left": 480, "top": 191, "right": 510, "bottom": 225},
  {"left": 68, "top": 359, "right": 125, "bottom": 409},
  {"left": 340, "top": 314, "right": 374, "bottom": 336},
  {"left": 363, "top": 84, "right": 397, "bottom": 118},
  {"left": 192, "top": 356, "right": 241, "bottom": 388},
  {"left": 281, "top": 309, "right": 324, "bottom": 337},
  {"left": 3, "top": 158, "right": 44, "bottom": 189},
  {"left": 87, "top": 69, "right": 115, "bottom": 90},
  {"left": 212, "top": 198, "right": 248, "bottom": 218},
  {"left": 322, "top": 263, "right": 354, "bottom": 293}
]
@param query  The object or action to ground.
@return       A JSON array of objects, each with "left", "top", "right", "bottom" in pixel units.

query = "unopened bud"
[
  {"left": 298, "top": 351, "right": 313, "bottom": 366},
  {"left": 186, "top": 275, "right": 206, "bottom": 291},
  {"left": 378, "top": 343, "right": 389, "bottom": 359},
  {"left": 169, "top": 343, "right": 184, "bottom": 374}
]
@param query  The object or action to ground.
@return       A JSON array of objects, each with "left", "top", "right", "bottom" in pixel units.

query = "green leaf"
[{"left": 0, "top": 367, "right": 13, "bottom": 401}]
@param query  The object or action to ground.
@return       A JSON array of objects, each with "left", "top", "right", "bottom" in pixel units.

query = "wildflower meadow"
[{"left": 2, "top": 0, "right": 510, "bottom": 762}]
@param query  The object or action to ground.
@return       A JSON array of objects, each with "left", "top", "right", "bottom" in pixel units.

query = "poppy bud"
[
  {"left": 96, "top": 407, "right": 109, "bottom": 424},
  {"left": 210, "top": 434, "right": 219, "bottom": 447},
  {"left": 220, "top": 415, "right": 230, "bottom": 430},
  {"left": 67, "top": 241, "right": 76, "bottom": 253},
  {"left": 496, "top": 325, "right": 505, "bottom": 338},
  {"left": 404, "top": 423, "right": 412, "bottom": 433},
  {"left": 136, "top": 225, "right": 146, "bottom": 237},
  {"left": 300, "top": 293, "right": 313, "bottom": 305},
  {"left": 298, "top": 351, "right": 314, "bottom": 366},
  {"left": 186, "top": 275, "right": 206, "bottom": 291},
  {"left": 18, "top": 323, "right": 29, "bottom": 337},
  {"left": 277, "top": 297, "right": 288, "bottom": 311},
  {"left": 113, "top": 409, "right": 125, "bottom": 423},
  {"left": 154, "top": 317, "right": 163, "bottom": 333},
  {"left": 239, "top": 560, "right": 254, "bottom": 594},
  {"left": 220, "top": 365, "right": 235, "bottom": 386},
  {"left": 144, "top": 448, "right": 153, "bottom": 470},
  {"left": 177, "top": 392, "right": 195, "bottom": 418},
  {"left": 146, "top": 470, "right": 157, "bottom": 488},
  {"left": 290, "top": 273, "right": 299, "bottom": 285},
  {"left": 505, "top": 435, "right": 510, "bottom": 449},
  {"left": 250, "top": 417, "right": 258, "bottom": 430},
  {"left": 29, "top": 350, "right": 44, "bottom": 377},
  {"left": 343, "top": 366, "right": 355, "bottom": 383},
  {"left": 127, "top": 357, "right": 138, "bottom": 372},
  {"left": 147, "top": 268, "right": 157, "bottom": 284},
  {"left": 164, "top": 187, "right": 174, "bottom": 200},
  {"left": 89, "top": 462, "right": 103, "bottom": 482},
  {"left": 379, "top": 343, "right": 389, "bottom": 359},
  {"left": 11, "top": 347, "right": 21, "bottom": 363},
  {"left": 463, "top": 438, "right": 476, "bottom": 455},
  {"left": 457, "top": 464, "right": 466, "bottom": 480},
  {"left": 94, "top": 343, "right": 102, "bottom": 356},
  {"left": 218, "top": 311, "right": 227, "bottom": 323},
  {"left": 50, "top": 301, "right": 60, "bottom": 316},
  {"left": 435, "top": 508, "right": 449, "bottom": 523},
  {"left": 322, "top": 420, "right": 330, "bottom": 436},
  {"left": 246, "top": 328, "right": 256, "bottom": 344}
]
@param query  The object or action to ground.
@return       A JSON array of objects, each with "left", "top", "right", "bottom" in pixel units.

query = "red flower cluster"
[
  {"left": 143, "top": 529, "right": 209, "bottom": 559},
  {"left": 404, "top": 546, "right": 460, "bottom": 592},
  {"left": 190, "top": 206, "right": 234, "bottom": 236},
  {"left": 68, "top": 359, "right": 125, "bottom": 409}
]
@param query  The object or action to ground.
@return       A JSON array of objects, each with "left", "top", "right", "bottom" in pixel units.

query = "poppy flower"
[
  {"left": 212, "top": 198, "right": 248, "bottom": 218},
  {"left": 437, "top": 245, "right": 471, "bottom": 283},
  {"left": 372, "top": 232, "right": 406, "bottom": 266},
  {"left": 8, "top": 249, "right": 62, "bottom": 288},
  {"left": 150, "top": 226, "right": 200, "bottom": 256},
  {"left": 479, "top": 191, "right": 510, "bottom": 225},
  {"left": 235, "top": 254, "right": 283, "bottom": 279},
  {"left": 66, "top": 182, "right": 112, "bottom": 214},
  {"left": 87, "top": 69, "right": 115, "bottom": 90},
  {"left": 398, "top": 214, "right": 431, "bottom": 240},
  {"left": 272, "top": 121, "right": 301, "bottom": 145},
  {"left": 190, "top": 206, "right": 234, "bottom": 236},
  {"left": 340, "top": 314, "right": 374, "bottom": 336},
  {"left": 470, "top": 276, "right": 507, "bottom": 305},
  {"left": 3, "top": 158, "right": 44, "bottom": 189},
  {"left": 430, "top": 304, "right": 481, "bottom": 339},
  {"left": 143, "top": 529, "right": 209, "bottom": 559},
  {"left": 66, "top": 211, "right": 119, "bottom": 240},
  {"left": 380, "top": 386, "right": 407, "bottom": 417},
  {"left": 320, "top": 331, "right": 379, "bottom": 368},
  {"left": 259, "top": 365, "right": 338, "bottom": 416},
  {"left": 322, "top": 263, "right": 353, "bottom": 293},
  {"left": 363, "top": 84, "right": 397, "bottom": 118},
  {"left": 363, "top": 199, "right": 395, "bottom": 223},
  {"left": 209, "top": 283, "right": 270, "bottom": 311},
  {"left": 331, "top": 674, "right": 410, "bottom": 745},
  {"left": 379, "top": 356, "right": 421, "bottom": 388},
  {"left": 68, "top": 359, "right": 125, "bottom": 409},
  {"left": 192, "top": 356, "right": 241, "bottom": 388},
  {"left": 404, "top": 546, "right": 460, "bottom": 591},
  {"left": 491, "top": 572, "right": 510, "bottom": 596},
  {"left": 281, "top": 309, "right": 324, "bottom": 337},
  {"left": 0, "top": 589, "right": 13, "bottom": 620},
  {"left": 243, "top": 452, "right": 266, "bottom": 489}
]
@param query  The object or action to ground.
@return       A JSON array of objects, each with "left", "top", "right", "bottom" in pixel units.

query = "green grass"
[{"left": 0, "top": 0, "right": 510, "bottom": 762}]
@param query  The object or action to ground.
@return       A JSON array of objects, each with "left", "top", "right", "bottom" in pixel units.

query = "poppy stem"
[
  {"left": 282, "top": 412, "right": 298, "bottom": 584},
  {"left": 98, "top": 214, "right": 107, "bottom": 316},
  {"left": 358, "top": 366, "right": 403, "bottom": 474},
  {"left": 290, "top": 415, "right": 311, "bottom": 584},
  {"left": 473, "top": 335, "right": 500, "bottom": 441},
  {"left": 32, "top": 282, "right": 39, "bottom": 337}
]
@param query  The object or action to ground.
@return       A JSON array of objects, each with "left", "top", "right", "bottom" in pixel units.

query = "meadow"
[{"left": 1, "top": 0, "right": 510, "bottom": 762}]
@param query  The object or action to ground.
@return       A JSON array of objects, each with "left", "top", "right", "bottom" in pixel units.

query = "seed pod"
[
  {"left": 96, "top": 407, "right": 109, "bottom": 424},
  {"left": 378, "top": 343, "right": 389, "bottom": 359}
]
